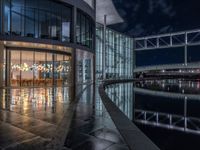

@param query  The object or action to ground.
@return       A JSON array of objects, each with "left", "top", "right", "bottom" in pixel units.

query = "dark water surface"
[{"left": 106, "top": 79, "right": 200, "bottom": 150}]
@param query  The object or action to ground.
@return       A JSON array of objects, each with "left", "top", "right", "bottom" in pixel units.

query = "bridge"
[
  {"left": 134, "top": 63, "right": 200, "bottom": 73},
  {"left": 134, "top": 29, "right": 200, "bottom": 72}
]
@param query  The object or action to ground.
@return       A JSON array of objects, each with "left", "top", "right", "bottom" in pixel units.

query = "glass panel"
[
  {"left": 76, "top": 12, "right": 81, "bottom": 43},
  {"left": 81, "top": 14, "right": 86, "bottom": 45},
  {"left": 21, "top": 51, "right": 33, "bottom": 86},
  {"left": 3, "top": 49, "right": 6, "bottom": 86},
  {"left": 11, "top": 0, "right": 24, "bottom": 36},
  {"left": 38, "top": 0, "right": 50, "bottom": 39},
  {"left": 55, "top": 54, "right": 63, "bottom": 86},
  {"left": 85, "top": 18, "right": 90, "bottom": 47},
  {"left": 11, "top": 50, "right": 21, "bottom": 86},
  {"left": 62, "top": 5, "right": 71, "bottom": 42},
  {"left": 95, "top": 23, "right": 133, "bottom": 80},
  {"left": 77, "top": 10, "right": 94, "bottom": 49},
  {"left": 34, "top": 52, "right": 46, "bottom": 86},
  {"left": 25, "top": 0, "right": 37, "bottom": 37},
  {"left": 46, "top": 52, "right": 53, "bottom": 86},
  {"left": 50, "top": 2, "right": 61, "bottom": 40},
  {"left": 2, "top": 0, "right": 72, "bottom": 42},
  {"left": 63, "top": 55, "right": 71, "bottom": 85},
  {"left": 3, "top": 0, "right": 11, "bottom": 35},
  {"left": 76, "top": 49, "right": 93, "bottom": 84}
]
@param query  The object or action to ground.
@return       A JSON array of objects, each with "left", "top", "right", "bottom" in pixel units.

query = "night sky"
[{"left": 110, "top": 0, "right": 200, "bottom": 38}]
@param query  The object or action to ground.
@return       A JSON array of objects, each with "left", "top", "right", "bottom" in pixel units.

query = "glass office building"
[
  {"left": 0, "top": 0, "right": 95, "bottom": 88},
  {"left": 96, "top": 23, "right": 134, "bottom": 80},
  {"left": 0, "top": 0, "right": 134, "bottom": 90}
]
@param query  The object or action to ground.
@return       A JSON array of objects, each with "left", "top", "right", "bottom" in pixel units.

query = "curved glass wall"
[
  {"left": 4, "top": 49, "right": 71, "bottom": 87},
  {"left": 1, "top": 0, "right": 72, "bottom": 42},
  {"left": 76, "top": 10, "right": 94, "bottom": 50}
]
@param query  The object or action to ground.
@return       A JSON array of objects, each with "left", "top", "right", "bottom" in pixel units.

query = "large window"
[
  {"left": 9, "top": 49, "right": 71, "bottom": 87},
  {"left": 95, "top": 23, "right": 133, "bottom": 80},
  {"left": 76, "top": 49, "right": 94, "bottom": 84},
  {"left": 2, "top": 0, "right": 72, "bottom": 42},
  {"left": 76, "top": 10, "right": 94, "bottom": 50}
]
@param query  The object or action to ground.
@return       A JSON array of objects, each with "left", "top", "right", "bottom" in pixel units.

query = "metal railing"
[{"left": 135, "top": 29, "right": 200, "bottom": 51}]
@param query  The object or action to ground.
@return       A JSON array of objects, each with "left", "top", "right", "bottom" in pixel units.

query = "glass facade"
[
  {"left": 96, "top": 23, "right": 133, "bottom": 80},
  {"left": 76, "top": 10, "right": 94, "bottom": 50},
  {"left": 76, "top": 49, "right": 94, "bottom": 85},
  {"left": 5, "top": 49, "right": 71, "bottom": 87},
  {"left": 1, "top": 0, "right": 72, "bottom": 42}
]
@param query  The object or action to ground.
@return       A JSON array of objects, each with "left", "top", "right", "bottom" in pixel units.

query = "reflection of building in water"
[
  {"left": 105, "top": 83, "right": 133, "bottom": 120},
  {"left": 135, "top": 79, "right": 200, "bottom": 95},
  {"left": 134, "top": 86, "right": 200, "bottom": 135}
]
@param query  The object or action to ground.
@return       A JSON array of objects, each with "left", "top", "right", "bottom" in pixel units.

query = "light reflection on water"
[
  {"left": 135, "top": 79, "right": 200, "bottom": 94},
  {"left": 105, "top": 79, "right": 200, "bottom": 150}
]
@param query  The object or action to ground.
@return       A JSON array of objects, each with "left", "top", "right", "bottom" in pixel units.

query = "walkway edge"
[{"left": 98, "top": 79, "right": 160, "bottom": 150}]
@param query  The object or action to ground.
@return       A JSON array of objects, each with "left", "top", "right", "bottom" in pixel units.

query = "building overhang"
[{"left": 96, "top": 0, "right": 124, "bottom": 25}]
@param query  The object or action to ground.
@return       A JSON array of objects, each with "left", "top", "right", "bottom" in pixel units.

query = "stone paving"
[
  {"left": 0, "top": 84, "right": 131, "bottom": 150},
  {"left": 0, "top": 87, "right": 71, "bottom": 150},
  {"left": 64, "top": 85, "right": 130, "bottom": 150}
]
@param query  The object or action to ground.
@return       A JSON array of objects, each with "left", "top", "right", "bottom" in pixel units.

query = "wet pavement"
[
  {"left": 0, "top": 84, "right": 130, "bottom": 150},
  {"left": 64, "top": 84, "right": 129, "bottom": 150},
  {"left": 0, "top": 87, "right": 71, "bottom": 149}
]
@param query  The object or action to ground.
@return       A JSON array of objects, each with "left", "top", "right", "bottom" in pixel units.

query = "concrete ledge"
[{"left": 98, "top": 79, "right": 160, "bottom": 150}]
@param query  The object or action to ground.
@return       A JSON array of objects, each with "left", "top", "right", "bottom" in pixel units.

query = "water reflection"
[
  {"left": 106, "top": 83, "right": 133, "bottom": 120},
  {"left": 106, "top": 79, "right": 200, "bottom": 150},
  {"left": 135, "top": 79, "right": 200, "bottom": 94}
]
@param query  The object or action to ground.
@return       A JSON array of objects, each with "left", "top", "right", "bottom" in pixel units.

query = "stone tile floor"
[
  {"left": 0, "top": 85, "right": 130, "bottom": 150},
  {"left": 0, "top": 87, "right": 71, "bottom": 149},
  {"left": 64, "top": 85, "right": 130, "bottom": 150}
]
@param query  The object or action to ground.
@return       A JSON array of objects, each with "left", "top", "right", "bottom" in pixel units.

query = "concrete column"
[
  {"left": 5, "top": 48, "right": 11, "bottom": 87},
  {"left": 0, "top": 42, "right": 4, "bottom": 109},
  {"left": 0, "top": 0, "right": 3, "bottom": 33},
  {"left": 133, "top": 39, "right": 136, "bottom": 78},
  {"left": 52, "top": 54, "right": 55, "bottom": 87},
  {"left": 70, "top": 5, "right": 77, "bottom": 99},
  {"left": 0, "top": 42, "right": 4, "bottom": 87},
  {"left": 93, "top": 0, "right": 96, "bottom": 83},
  {"left": 102, "top": 15, "right": 107, "bottom": 80}
]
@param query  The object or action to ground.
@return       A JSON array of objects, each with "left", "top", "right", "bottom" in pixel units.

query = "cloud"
[
  {"left": 147, "top": 0, "right": 176, "bottom": 17},
  {"left": 127, "top": 24, "right": 145, "bottom": 37}
]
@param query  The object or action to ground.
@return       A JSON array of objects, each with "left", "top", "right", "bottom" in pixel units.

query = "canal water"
[{"left": 105, "top": 79, "right": 200, "bottom": 150}]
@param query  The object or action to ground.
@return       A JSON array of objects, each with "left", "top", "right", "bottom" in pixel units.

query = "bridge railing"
[
  {"left": 134, "top": 29, "right": 200, "bottom": 51},
  {"left": 135, "top": 109, "right": 200, "bottom": 135}
]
